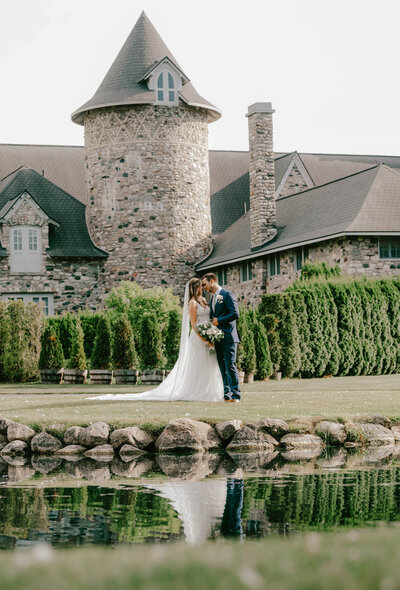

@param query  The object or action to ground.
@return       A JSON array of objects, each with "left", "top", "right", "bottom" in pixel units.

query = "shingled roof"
[
  {"left": 72, "top": 11, "right": 221, "bottom": 124},
  {"left": 0, "top": 167, "right": 107, "bottom": 258},
  {"left": 197, "top": 164, "right": 400, "bottom": 270}
]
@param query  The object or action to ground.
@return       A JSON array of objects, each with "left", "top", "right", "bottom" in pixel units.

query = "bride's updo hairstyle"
[{"left": 188, "top": 277, "right": 202, "bottom": 303}]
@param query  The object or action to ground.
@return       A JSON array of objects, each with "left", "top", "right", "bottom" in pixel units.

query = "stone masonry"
[
  {"left": 247, "top": 103, "right": 276, "bottom": 247},
  {"left": 83, "top": 103, "right": 212, "bottom": 295}
]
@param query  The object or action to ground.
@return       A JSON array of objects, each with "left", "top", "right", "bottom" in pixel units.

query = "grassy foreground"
[
  {"left": 0, "top": 374, "right": 400, "bottom": 430},
  {"left": 1, "top": 526, "right": 400, "bottom": 589}
]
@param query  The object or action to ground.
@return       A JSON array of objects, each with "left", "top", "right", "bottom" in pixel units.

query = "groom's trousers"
[{"left": 215, "top": 342, "right": 240, "bottom": 400}]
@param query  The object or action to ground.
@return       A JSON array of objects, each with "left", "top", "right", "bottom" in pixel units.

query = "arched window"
[{"left": 156, "top": 70, "right": 176, "bottom": 104}]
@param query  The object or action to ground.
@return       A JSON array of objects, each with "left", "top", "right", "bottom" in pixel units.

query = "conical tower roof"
[{"left": 72, "top": 11, "right": 221, "bottom": 124}]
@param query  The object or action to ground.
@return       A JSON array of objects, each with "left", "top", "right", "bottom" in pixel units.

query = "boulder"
[
  {"left": 362, "top": 445, "right": 394, "bottom": 463},
  {"left": 7, "top": 465, "right": 34, "bottom": 483},
  {"left": 285, "top": 417, "right": 315, "bottom": 434},
  {"left": 119, "top": 444, "right": 145, "bottom": 460},
  {"left": 215, "top": 420, "right": 242, "bottom": 442},
  {"left": 358, "top": 423, "right": 395, "bottom": 446},
  {"left": 79, "top": 460, "right": 110, "bottom": 483},
  {"left": 257, "top": 418, "right": 290, "bottom": 440},
  {"left": 317, "top": 449, "right": 347, "bottom": 469},
  {"left": 55, "top": 445, "right": 86, "bottom": 457},
  {"left": 7, "top": 423, "right": 35, "bottom": 443},
  {"left": 1, "top": 440, "right": 28, "bottom": 456},
  {"left": 226, "top": 424, "right": 278, "bottom": 452},
  {"left": 110, "top": 427, "right": 154, "bottom": 450},
  {"left": 156, "top": 453, "right": 220, "bottom": 479},
  {"left": 364, "top": 415, "right": 392, "bottom": 429},
  {"left": 31, "top": 432, "right": 63, "bottom": 454},
  {"left": 280, "top": 433, "right": 324, "bottom": 449},
  {"left": 78, "top": 422, "right": 110, "bottom": 447},
  {"left": 155, "top": 419, "right": 221, "bottom": 453},
  {"left": 0, "top": 418, "right": 15, "bottom": 434},
  {"left": 280, "top": 448, "right": 323, "bottom": 462},
  {"left": 2, "top": 455, "right": 27, "bottom": 467},
  {"left": 31, "top": 456, "right": 63, "bottom": 474},
  {"left": 227, "top": 450, "right": 279, "bottom": 472},
  {"left": 315, "top": 421, "right": 347, "bottom": 445},
  {"left": 84, "top": 444, "right": 114, "bottom": 461},
  {"left": 0, "top": 433, "right": 7, "bottom": 451},
  {"left": 64, "top": 426, "right": 84, "bottom": 445},
  {"left": 110, "top": 456, "right": 154, "bottom": 478},
  {"left": 391, "top": 425, "right": 400, "bottom": 441}
]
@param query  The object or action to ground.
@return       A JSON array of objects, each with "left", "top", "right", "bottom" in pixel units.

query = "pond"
[{"left": 1, "top": 447, "right": 400, "bottom": 548}]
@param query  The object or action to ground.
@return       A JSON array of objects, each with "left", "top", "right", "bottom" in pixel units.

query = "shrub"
[
  {"left": 0, "top": 301, "right": 9, "bottom": 381},
  {"left": 300, "top": 261, "right": 341, "bottom": 281},
  {"left": 91, "top": 315, "right": 113, "bottom": 370},
  {"left": 289, "top": 291, "right": 312, "bottom": 377},
  {"left": 236, "top": 308, "right": 256, "bottom": 375},
  {"left": 67, "top": 317, "right": 87, "bottom": 370},
  {"left": 139, "top": 313, "right": 165, "bottom": 370},
  {"left": 253, "top": 316, "right": 272, "bottom": 380},
  {"left": 80, "top": 312, "right": 102, "bottom": 360},
  {"left": 39, "top": 324, "right": 65, "bottom": 370},
  {"left": 112, "top": 313, "right": 138, "bottom": 369},
  {"left": 55, "top": 313, "right": 78, "bottom": 360},
  {"left": 165, "top": 309, "right": 181, "bottom": 370}
]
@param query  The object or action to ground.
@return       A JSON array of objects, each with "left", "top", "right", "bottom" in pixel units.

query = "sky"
[{"left": 1, "top": 0, "right": 399, "bottom": 155}]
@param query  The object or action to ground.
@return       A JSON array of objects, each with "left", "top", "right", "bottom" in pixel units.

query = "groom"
[{"left": 201, "top": 273, "right": 241, "bottom": 403}]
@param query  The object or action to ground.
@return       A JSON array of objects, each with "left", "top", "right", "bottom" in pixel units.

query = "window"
[
  {"left": 240, "top": 261, "right": 252, "bottom": 282},
  {"left": 156, "top": 70, "right": 176, "bottom": 104},
  {"left": 217, "top": 268, "right": 228, "bottom": 286},
  {"left": 296, "top": 246, "right": 309, "bottom": 270},
  {"left": 10, "top": 226, "right": 42, "bottom": 273},
  {"left": 269, "top": 254, "right": 280, "bottom": 277},
  {"left": 1, "top": 293, "right": 54, "bottom": 316},
  {"left": 379, "top": 237, "right": 400, "bottom": 259}
]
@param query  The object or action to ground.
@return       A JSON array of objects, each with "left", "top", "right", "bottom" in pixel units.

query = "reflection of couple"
[{"left": 91, "top": 273, "right": 241, "bottom": 403}]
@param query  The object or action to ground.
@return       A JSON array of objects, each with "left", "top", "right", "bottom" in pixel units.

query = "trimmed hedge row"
[{"left": 258, "top": 277, "right": 400, "bottom": 378}]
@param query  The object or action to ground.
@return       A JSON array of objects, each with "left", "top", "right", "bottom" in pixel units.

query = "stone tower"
[
  {"left": 247, "top": 103, "right": 276, "bottom": 247},
  {"left": 72, "top": 12, "right": 220, "bottom": 293}
]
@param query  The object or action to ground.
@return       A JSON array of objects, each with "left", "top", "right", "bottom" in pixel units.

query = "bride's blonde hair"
[{"left": 188, "top": 277, "right": 203, "bottom": 303}]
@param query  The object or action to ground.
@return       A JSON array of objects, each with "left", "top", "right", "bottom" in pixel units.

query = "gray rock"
[
  {"left": 363, "top": 445, "right": 394, "bottom": 463},
  {"left": 280, "top": 448, "right": 323, "bottom": 462},
  {"left": 31, "top": 456, "right": 63, "bottom": 474},
  {"left": 119, "top": 444, "right": 145, "bottom": 460},
  {"left": 226, "top": 424, "right": 278, "bottom": 452},
  {"left": 31, "top": 432, "right": 63, "bottom": 454},
  {"left": 155, "top": 419, "right": 221, "bottom": 453},
  {"left": 110, "top": 427, "right": 154, "bottom": 450},
  {"left": 280, "top": 433, "right": 325, "bottom": 449},
  {"left": 2, "top": 455, "right": 27, "bottom": 467},
  {"left": 84, "top": 444, "right": 114, "bottom": 461},
  {"left": 227, "top": 451, "right": 279, "bottom": 472},
  {"left": 391, "top": 425, "right": 400, "bottom": 441},
  {"left": 364, "top": 415, "right": 392, "bottom": 429},
  {"left": 0, "top": 433, "right": 7, "bottom": 451},
  {"left": 7, "top": 423, "right": 35, "bottom": 443},
  {"left": 285, "top": 417, "right": 315, "bottom": 434},
  {"left": 78, "top": 422, "right": 110, "bottom": 447},
  {"left": 317, "top": 449, "right": 347, "bottom": 469},
  {"left": 110, "top": 456, "right": 154, "bottom": 478},
  {"left": 1, "top": 440, "right": 28, "bottom": 456},
  {"left": 215, "top": 420, "right": 242, "bottom": 442},
  {"left": 7, "top": 465, "right": 34, "bottom": 482},
  {"left": 258, "top": 418, "right": 290, "bottom": 440},
  {"left": 79, "top": 460, "right": 110, "bottom": 483},
  {"left": 64, "top": 426, "right": 84, "bottom": 445},
  {"left": 0, "top": 418, "right": 15, "bottom": 434},
  {"left": 55, "top": 445, "right": 86, "bottom": 457},
  {"left": 358, "top": 423, "right": 395, "bottom": 446},
  {"left": 315, "top": 421, "right": 347, "bottom": 445},
  {"left": 156, "top": 453, "right": 220, "bottom": 479}
]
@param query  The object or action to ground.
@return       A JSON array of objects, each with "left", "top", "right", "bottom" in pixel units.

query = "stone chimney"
[{"left": 246, "top": 102, "right": 276, "bottom": 248}]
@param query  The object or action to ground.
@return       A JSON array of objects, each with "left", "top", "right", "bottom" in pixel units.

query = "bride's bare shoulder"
[{"left": 188, "top": 298, "right": 197, "bottom": 308}]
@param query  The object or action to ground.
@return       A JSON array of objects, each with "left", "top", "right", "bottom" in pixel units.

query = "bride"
[{"left": 89, "top": 278, "right": 224, "bottom": 402}]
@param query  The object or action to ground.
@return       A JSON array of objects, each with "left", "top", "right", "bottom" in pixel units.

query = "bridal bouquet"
[{"left": 197, "top": 322, "right": 224, "bottom": 356}]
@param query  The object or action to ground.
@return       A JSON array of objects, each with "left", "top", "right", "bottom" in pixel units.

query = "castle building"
[{"left": 0, "top": 12, "right": 399, "bottom": 313}]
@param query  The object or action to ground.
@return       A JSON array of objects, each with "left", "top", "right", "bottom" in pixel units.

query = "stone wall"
[
  {"left": 210, "top": 236, "right": 400, "bottom": 307},
  {"left": 279, "top": 164, "right": 310, "bottom": 198},
  {"left": 84, "top": 102, "right": 212, "bottom": 296}
]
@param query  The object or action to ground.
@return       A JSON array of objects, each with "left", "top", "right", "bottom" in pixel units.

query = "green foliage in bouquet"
[
  {"left": 67, "top": 317, "right": 87, "bottom": 370},
  {"left": 91, "top": 315, "right": 113, "bottom": 370},
  {"left": 112, "top": 313, "right": 138, "bottom": 369},
  {"left": 39, "top": 324, "right": 65, "bottom": 370}
]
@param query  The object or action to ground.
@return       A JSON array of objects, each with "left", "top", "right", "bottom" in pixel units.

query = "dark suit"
[{"left": 210, "top": 288, "right": 241, "bottom": 400}]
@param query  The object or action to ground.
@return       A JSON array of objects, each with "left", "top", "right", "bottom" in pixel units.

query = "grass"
[
  {"left": 1, "top": 526, "right": 400, "bottom": 589},
  {"left": 0, "top": 374, "right": 400, "bottom": 430}
]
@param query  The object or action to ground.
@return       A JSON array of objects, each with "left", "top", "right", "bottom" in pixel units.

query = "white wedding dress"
[{"left": 89, "top": 283, "right": 224, "bottom": 402}]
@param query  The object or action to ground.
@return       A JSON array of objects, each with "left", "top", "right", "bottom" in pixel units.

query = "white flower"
[{"left": 217, "top": 294, "right": 223, "bottom": 303}]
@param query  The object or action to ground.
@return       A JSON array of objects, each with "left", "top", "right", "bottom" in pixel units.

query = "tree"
[
  {"left": 91, "top": 315, "right": 113, "bottom": 370},
  {"left": 39, "top": 324, "right": 65, "bottom": 370},
  {"left": 67, "top": 317, "right": 87, "bottom": 370},
  {"left": 112, "top": 313, "right": 138, "bottom": 369},
  {"left": 253, "top": 316, "right": 272, "bottom": 380},
  {"left": 139, "top": 313, "right": 165, "bottom": 369},
  {"left": 165, "top": 309, "right": 181, "bottom": 370}
]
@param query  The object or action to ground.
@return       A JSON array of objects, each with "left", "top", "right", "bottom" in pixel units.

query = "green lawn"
[
  {"left": 1, "top": 526, "right": 400, "bottom": 590},
  {"left": 0, "top": 374, "right": 400, "bottom": 429}
]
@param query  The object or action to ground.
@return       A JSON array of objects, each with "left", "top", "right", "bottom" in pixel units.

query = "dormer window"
[
  {"left": 157, "top": 71, "right": 176, "bottom": 103},
  {"left": 10, "top": 226, "right": 42, "bottom": 273}
]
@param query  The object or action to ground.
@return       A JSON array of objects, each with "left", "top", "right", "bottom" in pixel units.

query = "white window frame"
[
  {"left": 155, "top": 67, "right": 179, "bottom": 105},
  {"left": 10, "top": 225, "right": 42, "bottom": 273},
  {"left": 1, "top": 293, "right": 54, "bottom": 316}
]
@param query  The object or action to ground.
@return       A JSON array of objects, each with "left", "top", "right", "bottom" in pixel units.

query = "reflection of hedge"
[{"left": 258, "top": 277, "right": 400, "bottom": 378}]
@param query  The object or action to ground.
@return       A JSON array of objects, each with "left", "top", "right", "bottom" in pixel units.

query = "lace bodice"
[{"left": 195, "top": 301, "right": 211, "bottom": 326}]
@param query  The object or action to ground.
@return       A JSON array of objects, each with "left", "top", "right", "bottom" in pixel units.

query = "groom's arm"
[{"left": 214, "top": 292, "right": 239, "bottom": 326}]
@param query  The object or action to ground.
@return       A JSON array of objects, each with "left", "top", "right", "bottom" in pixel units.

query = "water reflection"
[{"left": 1, "top": 449, "right": 400, "bottom": 548}]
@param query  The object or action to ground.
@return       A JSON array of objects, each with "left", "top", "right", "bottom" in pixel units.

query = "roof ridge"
[
  {"left": 0, "top": 143, "right": 84, "bottom": 149},
  {"left": 274, "top": 151, "right": 294, "bottom": 162},
  {"left": 300, "top": 151, "right": 400, "bottom": 160},
  {"left": 0, "top": 165, "right": 24, "bottom": 184},
  {"left": 277, "top": 164, "right": 380, "bottom": 202}
]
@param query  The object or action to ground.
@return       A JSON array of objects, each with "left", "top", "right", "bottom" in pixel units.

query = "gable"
[{"left": 0, "top": 191, "right": 58, "bottom": 227}]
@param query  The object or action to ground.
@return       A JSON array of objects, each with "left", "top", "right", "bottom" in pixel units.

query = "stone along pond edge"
[{"left": 1, "top": 415, "right": 400, "bottom": 461}]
